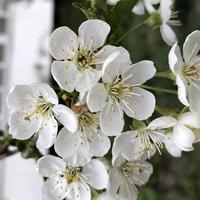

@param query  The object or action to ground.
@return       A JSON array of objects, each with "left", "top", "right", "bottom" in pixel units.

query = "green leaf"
[
  {"left": 107, "top": 0, "right": 139, "bottom": 30},
  {"left": 72, "top": 2, "right": 97, "bottom": 19}
]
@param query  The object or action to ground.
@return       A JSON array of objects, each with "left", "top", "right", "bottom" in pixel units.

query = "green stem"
[
  {"left": 155, "top": 70, "right": 176, "bottom": 81},
  {"left": 114, "top": 21, "right": 146, "bottom": 45},
  {"left": 90, "top": 0, "right": 96, "bottom": 8},
  {"left": 141, "top": 85, "right": 177, "bottom": 95}
]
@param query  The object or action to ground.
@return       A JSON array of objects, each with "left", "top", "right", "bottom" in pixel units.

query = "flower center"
[
  {"left": 184, "top": 55, "right": 200, "bottom": 82},
  {"left": 121, "top": 162, "right": 143, "bottom": 177},
  {"left": 78, "top": 111, "right": 98, "bottom": 132},
  {"left": 24, "top": 96, "right": 53, "bottom": 121},
  {"left": 105, "top": 75, "right": 134, "bottom": 102},
  {"left": 64, "top": 167, "right": 82, "bottom": 184},
  {"left": 74, "top": 51, "right": 94, "bottom": 71}
]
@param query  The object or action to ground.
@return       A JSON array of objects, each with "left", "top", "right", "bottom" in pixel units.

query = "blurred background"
[{"left": 0, "top": 0, "right": 200, "bottom": 199}]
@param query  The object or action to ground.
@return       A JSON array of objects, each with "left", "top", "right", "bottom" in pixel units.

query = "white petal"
[
  {"left": 87, "top": 83, "right": 108, "bottom": 112},
  {"left": 149, "top": 0, "right": 160, "bottom": 4},
  {"left": 183, "top": 30, "right": 200, "bottom": 63},
  {"left": 168, "top": 43, "right": 184, "bottom": 74},
  {"left": 52, "top": 104, "right": 78, "bottom": 133},
  {"left": 102, "top": 48, "right": 131, "bottom": 83},
  {"left": 107, "top": 0, "right": 119, "bottom": 6},
  {"left": 132, "top": 1, "right": 145, "bottom": 15},
  {"left": 75, "top": 68, "right": 102, "bottom": 92},
  {"left": 112, "top": 132, "right": 135, "bottom": 165},
  {"left": 42, "top": 175, "right": 67, "bottom": 200},
  {"left": 82, "top": 159, "right": 108, "bottom": 190},
  {"left": 36, "top": 117, "right": 58, "bottom": 149},
  {"left": 143, "top": 0, "right": 156, "bottom": 13},
  {"left": 49, "top": 26, "right": 78, "bottom": 60},
  {"left": 121, "top": 87, "right": 155, "bottom": 120},
  {"left": 123, "top": 60, "right": 156, "bottom": 85},
  {"left": 160, "top": 0, "right": 173, "bottom": 22},
  {"left": 54, "top": 128, "right": 80, "bottom": 159},
  {"left": 128, "top": 160, "right": 153, "bottom": 186},
  {"left": 9, "top": 110, "right": 42, "bottom": 140},
  {"left": 164, "top": 133, "right": 182, "bottom": 157},
  {"left": 33, "top": 83, "right": 59, "bottom": 105},
  {"left": 66, "top": 182, "right": 91, "bottom": 200},
  {"left": 78, "top": 19, "right": 110, "bottom": 51},
  {"left": 160, "top": 24, "right": 177, "bottom": 46},
  {"left": 188, "top": 84, "right": 200, "bottom": 113},
  {"left": 176, "top": 74, "right": 189, "bottom": 106},
  {"left": 179, "top": 111, "right": 200, "bottom": 129},
  {"left": 100, "top": 102, "right": 124, "bottom": 136},
  {"left": 173, "top": 124, "right": 195, "bottom": 151},
  {"left": 51, "top": 60, "right": 78, "bottom": 93},
  {"left": 147, "top": 116, "right": 177, "bottom": 130},
  {"left": 6, "top": 85, "right": 36, "bottom": 111},
  {"left": 87, "top": 130, "right": 111, "bottom": 157},
  {"left": 37, "top": 155, "right": 66, "bottom": 177}
]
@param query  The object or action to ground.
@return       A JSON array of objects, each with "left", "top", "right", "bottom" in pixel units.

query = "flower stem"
[
  {"left": 155, "top": 70, "right": 176, "bottom": 81},
  {"left": 141, "top": 85, "right": 177, "bottom": 95},
  {"left": 114, "top": 21, "right": 146, "bottom": 45}
]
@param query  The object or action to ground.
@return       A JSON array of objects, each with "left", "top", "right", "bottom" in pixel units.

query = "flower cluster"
[{"left": 6, "top": 16, "right": 200, "bottom": 200}]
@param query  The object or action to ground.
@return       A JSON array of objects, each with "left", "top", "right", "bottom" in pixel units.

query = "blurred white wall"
[{"left": 0, "top": 0, "right": 54, "bottom": 199}]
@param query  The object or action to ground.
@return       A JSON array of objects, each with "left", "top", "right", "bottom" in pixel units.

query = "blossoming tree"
[{"left": 1, "top": 0, "right": 200, "bottom": 199}]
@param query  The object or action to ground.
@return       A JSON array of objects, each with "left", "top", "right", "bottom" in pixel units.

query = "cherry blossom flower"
[
  {"left": 87, "top": 50, "right": 156, "bottom": 135},
  {"left": 164, "top": 112, "right": 200, "bottom": 156},
  {"left": 112, "top": 116, "right": 177, "bottom": 162},
  {"left": 6, "top": 83, "right": 78, "bottom": 149},
  {"left": 49, "top": 19, "right": 115, "bottom": 92},
  {"left": 107, "top": 156, "right": 153, "bottom": 200},
  {"left": 169, "top": 30, "right": 200, "bottom": 112},
  {"left": 54, "top": 103, "right": 110, "bottom": 159},
  {"left": 37, "top": 154, "right": 108, "bottom": 200}
]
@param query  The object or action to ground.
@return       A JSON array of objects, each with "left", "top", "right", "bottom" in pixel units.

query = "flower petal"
[
  {"left": 52, "top": 104, "right": 78, "bottom": 133},
  {"left": 66, "top": 182, "right": 91, "bottom": 200},
  {"left": 82, "top": 159, "right": 108, "bottom": 190},
  {"left": 8, "top": 110, "right": 42, "bottom": 140},
  {"left": 6, "top": 85, "right": 36, "bottom": 111},
  {"left": 87, "top": 130, "right": 111, "bottom": 157},
  {"left": 75, "top": 68, "right": 102, "bottom": 92},
  {"left": 78, "top": 19, "right": 110, "bottom": 51},
  {"left": 168, "top": 43, "right": 184, "bottom": 74},
  {"left": 160, "top": 0, "right": 173, "bottom": 22},
  {"left": 36, "top": 117, "right": 58, "bottom": 149},
  {"left": 173, "top": 123, "right": 195, "bottom": 151},
  {"left": 188, "top": 84, "right": 200, "bottom": 113},
  {"left": 132, "top": 1, "right": 145, "bottom": 15},
  {"left": 49, "top": 26, "right": 78, "bottom": 60},
  {"left": 37, "top": 155, "right": 66, "bottom": 177},
  {"left": 121, "top": 87, "right": 155, "bottom": 120},
  {"left": 42, "top": 174, "right": 67, "bottom": 200},
  {"left": 54, "top": 128, "right": 80, "bottom": 159},
  {"left": 147, "top": 116, "right": 177, "bottom": 130},
  {"left": 164, "top": 133, "right": 182, "bottom": 157},
  {"left": 179, "top": 111, "right": 200, "bottom": 129},
  {"left": 176, "top": 74, "right": 189, "bottom": 106},
  {"left": 160, "top": 24, "right": 177, "bottom": 46},
  {"left": 51, "top": 60, "right": 78, "bottom": 93},
  {"left": 123, "top": 60, "right": 156, "bottom": 85},
  {"left": 100, "top": 102, "right": 124, "bottom": 136},
  {"left": 183, "top": 30, "right": 200, "bottom": 63},
  {"left": 87, "top": 83, "right": 108, "bottom": 112}
]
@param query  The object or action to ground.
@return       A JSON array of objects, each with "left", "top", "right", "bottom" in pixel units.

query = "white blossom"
[
  {"left": 37, "top": 154, "right": 108, "bottom": 200},
  {"left": 107, "top": 0, "right": 160, "bottom": 15},
  {"left": 164, "top": 112, "right": 200, "bottom": 156},
  {"left": 6, "top": 83, "right": 78, "bottom": 149},
  {"left": 54, "top": 103, "right": 110, "bottom": 160},
  {"left": 107, "top": 156, "right": 153, "bottom": 200},
  {"left": 112, "top": 116, "right": 176, "bottom": 162},
  {"left": 169, "top": 30, "right": 200, "bottom": 112},
  {"left": 49, "top": 19, "right": 117, "bottom": 92},
  {"left": 87, "top": 49, "right": 156, "bottom": 135}
]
